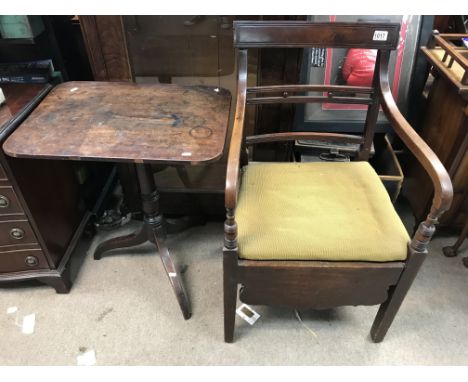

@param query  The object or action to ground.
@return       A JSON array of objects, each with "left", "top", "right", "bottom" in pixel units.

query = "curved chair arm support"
[
  {"left": 225, "top": 49, "right": 248, "bottom": 211},
  {"left": 224, "top": 49, "right": 248, "bottom": 249},
  {"left": 378, "top": 50, "right": 453, "bottom": 252}
]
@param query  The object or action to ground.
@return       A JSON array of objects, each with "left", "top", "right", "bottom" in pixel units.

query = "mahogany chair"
[{"left": 223, "top": 21, "right": 453, "bottom": 343}]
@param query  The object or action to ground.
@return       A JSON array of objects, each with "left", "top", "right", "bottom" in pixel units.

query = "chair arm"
[
  {"left": 378, "top": 51, "right": 453, "bottom": 252},
  {"left": 225, "top": 49, "right": 248, "bottom": 211}
]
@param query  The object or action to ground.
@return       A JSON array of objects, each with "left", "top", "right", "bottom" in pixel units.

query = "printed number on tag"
[
  {"left": 236, "top": 304, "right": 260, "bottom": 325},
  {"left": 373, "top": 30, "right": 388, "bottom": 41}
]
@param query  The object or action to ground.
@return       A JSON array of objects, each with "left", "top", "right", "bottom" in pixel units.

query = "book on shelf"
[{"left": 0, "top": 59, "right": 54, "bottom": 84}]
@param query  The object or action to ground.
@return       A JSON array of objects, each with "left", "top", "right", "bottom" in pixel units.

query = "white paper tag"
[
  {"left": 7, "top": 306, "right": 18, "bottom": 314},
  {"left": 236, "top": 304, "right": 260, "bottom": 325},
  {"left": 77, "top": 350, "right": 96, "bottom": 366},
  {"left": 21, "top": 313, "right": 35, "bottom": 334},
  {"left": 373, "top": 30, "right": 388, "bottom": 41}
]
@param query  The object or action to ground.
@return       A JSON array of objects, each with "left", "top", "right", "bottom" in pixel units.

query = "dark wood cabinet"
[
  {"left": 403, "top": 32, "right": 467, "bottom": 231},
  {"left": 0, "top": 84, "right": 98, "bottom": 292}
]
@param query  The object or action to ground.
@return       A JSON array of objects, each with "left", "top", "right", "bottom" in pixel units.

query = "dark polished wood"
[
  {"left": 426, "top": 32, "right": 468, "bottom": 88},
  {"left": 245, "top": 132, "right": 363, "bottom": 146},
  {"left": 0, "top": 83, "right": 100, "bottom": 293},
  {"left": 247, "top": 84, "right": 374, "bottom": 94},
  {"left": 379, "top": 50, "right": 453, "bottom": 218},
  {"left": 223, "top": 21, "right": 453, "bottom": 343},
  {"left": 403, "top": 31, "right": 467, "bottom": 232},
  {"left": 4, "top": 81, "right": 231, "bottom": 165},
  {"left": 247, "top": 95, "right": 373, "bottom": 105},
  {"left": 95, "top": 164, "right": 191, "bottom": 319},
  {"left": 123, "top": 16, "right": 236, "bottom": 79},
  {"left": 358, "top": 50, "right": 382, "bottom": 161},
  {"left": 4, "top": 81, "right": 231, "bottom": 318},
  {"left": 238, "top": 260, "right": 404, "bottom": 309},
  {"left": 0, "top": 84, "right": 47, "bottom": 125},
  {"left": 78, "top": 15, "right": 250, "bottom": 218},
  {"left": 79, "top": 16, "right": 132, "bottom": 82},
  {"left": 233, "top": 21, "right": 400, "bottom": 49},
  {"left": 370, "top": 250, "right": 427, "bottom": 342}
]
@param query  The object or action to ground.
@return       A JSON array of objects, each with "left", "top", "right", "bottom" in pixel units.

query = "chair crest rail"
[{"left": 234, "top": 21, "right": 400, "bottom": 49}]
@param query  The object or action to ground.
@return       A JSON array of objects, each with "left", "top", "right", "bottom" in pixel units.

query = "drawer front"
[
  {"left": 0, "top": 164, "right": 7, "bottom": 181},
  {"left": 0, "top": 248, "right": 48, "bottom": 273},
  {"left": 0, "top": 220, "right": 38, "bottom": 247},
  {"left": 0, "top": 186, "right": 24, "bottom": 215}
]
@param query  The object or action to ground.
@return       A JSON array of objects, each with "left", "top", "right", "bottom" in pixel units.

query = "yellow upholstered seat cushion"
[{"left": 236, "top": 162, "right": 409, "bottom": 262}]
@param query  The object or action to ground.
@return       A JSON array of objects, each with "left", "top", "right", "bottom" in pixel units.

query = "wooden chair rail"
[
  {"left": 233, "top": 21, "right": 400, "bottom": 49},
  {"left": 247, "top": 84, "right": 374, "bottom": 95},
  {"left": 378, "top": 50, "right": 453, "bottom": 223},
  {"left": 246, "top": 95, "right": 373, "bottom": 105},
  {"left": 245, "top": 132, "right": 364, "bottom": 146}
]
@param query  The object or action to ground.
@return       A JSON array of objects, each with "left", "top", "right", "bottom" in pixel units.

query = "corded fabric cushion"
[{"left": 236, "top": 162, "right": 409, "bottom": 261}]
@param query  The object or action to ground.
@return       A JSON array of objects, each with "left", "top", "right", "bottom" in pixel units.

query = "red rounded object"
[{"left": 342, "top": 49, "right": 377, "bottom": 87}]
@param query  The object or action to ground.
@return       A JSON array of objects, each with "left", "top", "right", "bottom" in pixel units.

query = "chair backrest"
[{"left": 233, "top": 20, "right": 401, "bottom": 161}]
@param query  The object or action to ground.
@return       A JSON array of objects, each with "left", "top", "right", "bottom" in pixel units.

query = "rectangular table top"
[{"left": 3, "top": 81, "right": 231, "bottom": 164}]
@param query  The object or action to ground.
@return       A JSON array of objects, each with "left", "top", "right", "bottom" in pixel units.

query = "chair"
[{"left": 223, "top": 21, "right": 453, "bottom": 343}]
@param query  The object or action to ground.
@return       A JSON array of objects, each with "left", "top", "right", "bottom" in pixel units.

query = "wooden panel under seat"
[
  {"left": 0, "top": 246, "right": 48, "bottom": 273},
  {"left": 237, "top": 260, "right": 405, "bottom": 309}
]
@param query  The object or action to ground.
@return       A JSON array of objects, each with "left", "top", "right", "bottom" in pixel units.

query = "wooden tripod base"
[{"left": 93, "top": 164, "right": 191, "bottom": 320}]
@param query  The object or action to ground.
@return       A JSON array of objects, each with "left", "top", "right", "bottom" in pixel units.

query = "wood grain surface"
[
  {"left": 0, "top": 84, "right": 46, "bottom": 132},
  {"left": 233, "top": 21, "right": 400, "bottom": 49},
  {"left": 4, "top": 81, "right": 231, "bottom": 165}
]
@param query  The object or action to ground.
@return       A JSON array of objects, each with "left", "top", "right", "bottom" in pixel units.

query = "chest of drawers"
[{"left": 0, "top": 83, "right": 101, "bottom": 292}]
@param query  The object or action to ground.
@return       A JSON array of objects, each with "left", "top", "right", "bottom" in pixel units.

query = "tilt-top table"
[{"left": 3, "top": 81, "right": 231, "bottom": 319}]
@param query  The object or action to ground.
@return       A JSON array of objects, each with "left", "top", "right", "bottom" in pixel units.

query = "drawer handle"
[
  {"left": 0, "top": 195, "right": 10, "bottom": 208},
  {"left": 10, "top": 228, "right": 25, "bottom": 240},
  {"left": 25, "top": 256, "right": 38, "bottom": 267}
]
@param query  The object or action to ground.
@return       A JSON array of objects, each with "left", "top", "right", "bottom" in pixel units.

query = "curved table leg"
[
  {"left": 137, "top": 163, "right": 192, "bottom": 319},
  {"left": 92, "top": 163, "right": 192, "bottom": 319},
  {"left": 153, "top": 223, "right": 192, "bottom": 320},
  {"left": 94, "top": 226, "right": 147, "bottom": 260}
]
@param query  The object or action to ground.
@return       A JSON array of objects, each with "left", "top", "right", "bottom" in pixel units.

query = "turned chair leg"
[
  {"left": 223, "top": 252, "right": 238, "bottom": 343},
  {"left": 370, "top": 252, "right": 426, "bottom": 342}
]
